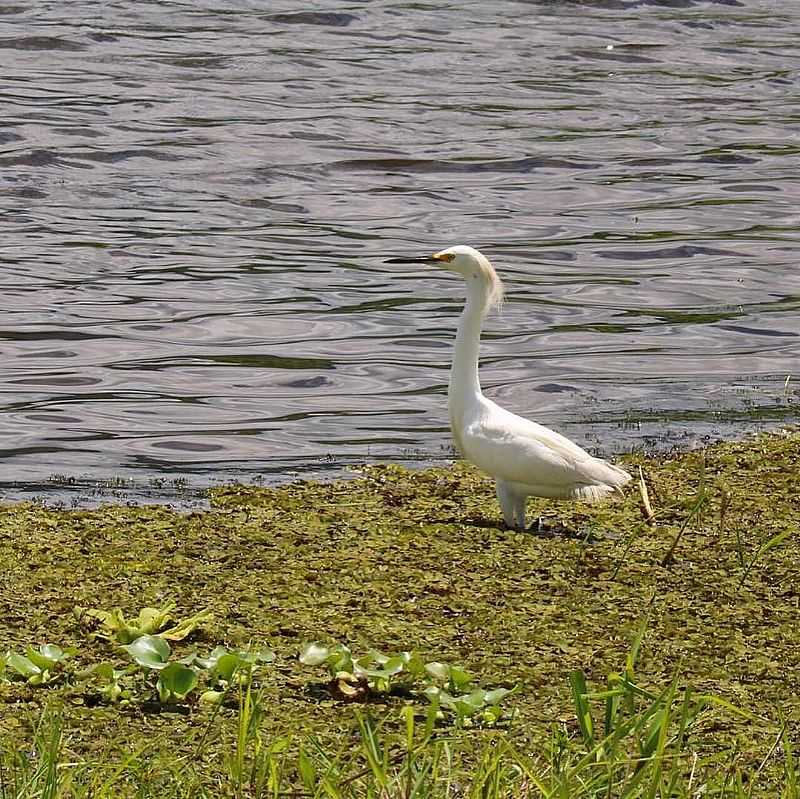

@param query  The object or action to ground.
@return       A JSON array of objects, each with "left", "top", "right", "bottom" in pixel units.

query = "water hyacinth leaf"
[
  {"left": 255, "top": 647, "right": 275, "bottom": 664},
  {"left": 365, "top": 649, "right": 389, "bottom": 666},
  {"left": 195, "top": 645, "right": 229, "bottom": 671},
  {"left": 24, "top": 646, "right": 61, "bottom": 672},
  {"left": 423, "top": 685, "right": 441, "bottom": 703},
  {"left": 137, "top": 605, "right": 175, "bottom": 635},
  {"left": 123, "top": 634, "right": 171, "bottom": 670},
  {"left": 300, "top": 642, "right": 353, "bottom": 674},
  {"left": 199, "top": 646, "right": 273, "bottom": 682},
  {"left": 454, "top": 697, "right": 479, "bottom": 718},
  {"left": 351, "top": 661, "right": 368, "bottom": 680},
  {"left": 424, "top": 662, "right": 449, "bottom": 682},
  {"left": 448, "top": 666, "right": 473, "bottom": 692},
  {"left": 46, "top": 644, "right": 70, "bottom": 660},
  {"left": 157, "top": 662, "right": 198, "bottom": 703},
  {"left": 299, "top": 643, "right": 330, "bottom": 666},
  {"left": 84, "top": 661, "right": 130, "bottom": 703},
  {"left": 382, "top": 656, "right": 407, "bottom": 676},
  {"left": 32, "top": 644, "right": 68, "bottom": 669},
  {"left": 360, "top": 666, "right": 389, "bottom": 680},
  {"left": 76, "top": 606, "right": 139, "bottom": 643},
  {"left": 236, "top": 648, "right": 271, "bottom": 666},
  {"left": 214, "top": 652, "right": 247, "bottom": 682},
  {"left": 75, "top": 603, "right": 209, "bottom": 643},
  {"left": 446, "top": 690, "right": 487, "bottom": 718},
  {"left": 103, "top": 682, "right": 124, "bottom": 703},
  {"left": 484, "top": 686, "right": 516, "bottom": 705},
  {"left": 360, "top": 668, "right": 394, "bottom": 693},
  {"left": 101, "top": 608, "right": 138, "bottom": 643},
  {"left": 328, "top": 644, "right": 353, "bottom": 673},
  {"left": 6, "top": 653, "right": 40, "bottom": 679},
  {"left": 431, "top": 688, "right": 457, "bottom": 711},
  {"left": 159, "top": 608, "right": 214, "bottom": 641},
  {"left": 465, "top": 688, "right": 488, "bottom": 708},
  {"left": 199, "top": 689, "right": 225, "bottom": 705}
]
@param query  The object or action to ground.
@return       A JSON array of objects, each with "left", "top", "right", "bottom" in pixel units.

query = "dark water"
[{"left": 2, "top": 1, "right": 798, "bottom": 504}]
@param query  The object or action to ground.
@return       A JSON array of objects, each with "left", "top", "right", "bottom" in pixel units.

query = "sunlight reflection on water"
[{"left": 1, "top": 0, "right": 798, "bottom": 502}]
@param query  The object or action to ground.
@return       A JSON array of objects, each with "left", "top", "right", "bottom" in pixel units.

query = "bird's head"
[{"left": 386, "top": 244, "right": 504, "bottom": 310}]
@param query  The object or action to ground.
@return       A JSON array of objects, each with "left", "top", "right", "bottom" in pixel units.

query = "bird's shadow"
[{"left": 461, "top": 514, "right": 604, "bottom": 542}]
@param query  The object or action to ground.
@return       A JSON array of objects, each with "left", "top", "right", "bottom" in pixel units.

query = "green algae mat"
[{"left": 1, "top": 431, "right": 798, "bottom": 794}]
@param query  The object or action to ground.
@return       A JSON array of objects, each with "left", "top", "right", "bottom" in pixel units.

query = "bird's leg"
[
  {"left": 513, "top": 493, "right": 527, "bottom": 530},
  {"left": 495, "top": 481, "right": 518, "bottom": 529}
]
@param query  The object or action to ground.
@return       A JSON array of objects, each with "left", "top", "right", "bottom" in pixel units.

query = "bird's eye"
[{"left": 433, "top": 252, "right": 456, "bottom": 262}]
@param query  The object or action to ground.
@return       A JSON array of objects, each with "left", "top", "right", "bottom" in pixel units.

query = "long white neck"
[{"left": 448, "top": 278, "right": 489, "bottom": 440}]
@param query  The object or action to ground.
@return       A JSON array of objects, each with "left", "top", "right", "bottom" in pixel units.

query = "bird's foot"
[
  {"left": 526, "top": 515, "right": 546, "bottom": 534},
  {"left": 524, "top": 515, "right": 562, "bottom": 536},
  {"left": 504, "top": 515, "right": 563, "bottom": 536}
]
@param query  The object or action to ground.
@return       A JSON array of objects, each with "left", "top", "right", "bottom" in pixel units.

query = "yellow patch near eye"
[{"left": 432, "top": 252, "right": 455, "bottom": 262}]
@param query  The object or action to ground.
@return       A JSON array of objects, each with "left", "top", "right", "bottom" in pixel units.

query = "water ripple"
[{"left": 0, "top": 0, "right": 798, "bottom": 500}]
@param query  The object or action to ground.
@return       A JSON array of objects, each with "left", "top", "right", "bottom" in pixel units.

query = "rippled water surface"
[{"left": 2, "top": 0, "right": 799, "bottom": 501}]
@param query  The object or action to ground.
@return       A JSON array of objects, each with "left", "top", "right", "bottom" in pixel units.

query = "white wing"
[{"left": 458, "top": 398, "right": 630, "bottom": 494}]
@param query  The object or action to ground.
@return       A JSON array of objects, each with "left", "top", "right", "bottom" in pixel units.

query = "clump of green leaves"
[
  {"left": 300, "top": 643, "right": 426, "bottom": 700},
  {"left": 78, "top": 661, "right": 135, "bottom": 704},
  {"left": 119, "top": 634, "right": 199, "bottom": 704},
  {"left": 194, "top": 644, "right": 276, "bottom": 705},
  {"left": 1, "top": 644, "right": 73, "bottom": 686},
  {"left": 1, "top": 603, "right": 273, "bottom": 709},
  {"left": 423, "top": 661, "right": 519, "bottom": 726},
  {"left": 74, "top": 602, "right": 212, "bottom": 643},
  {"left": 113, "top": 634, "right": 274, "bottom": 706},
  {"left": 299, "top": 642, "right": 517, "bottom": 725}
]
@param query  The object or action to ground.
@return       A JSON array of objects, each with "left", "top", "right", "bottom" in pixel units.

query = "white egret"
[{"left": 387, "top": 245, "right": 631, "bottom": 531}]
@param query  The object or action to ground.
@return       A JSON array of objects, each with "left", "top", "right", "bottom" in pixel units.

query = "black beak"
[{"left": 385, "top": 255, "right": 440, "bottom": 264}]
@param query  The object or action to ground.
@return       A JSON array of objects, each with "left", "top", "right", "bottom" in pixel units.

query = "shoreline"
[{"left": 1, "top": 419, "right": 794, "bottom": 510}]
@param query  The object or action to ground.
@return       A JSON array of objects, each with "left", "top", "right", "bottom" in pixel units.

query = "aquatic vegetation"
[
  {"left": 0, "top": 602, "right": 274, "bottom": 708},
  {"left": 1, "top": 645, "right": 73, "bottom": 686},
  {"left": 78, "top": 661, "right": 133, "bottom": 704},
  {"left": 1, "top": 649, "right": 797, "bottom": 797},
  {"left": 117, "top": 633, "right": 198, "bottom": 704},
  {"left": 155, "top": 661, "right": 199, "bottom": 704},
  {"left": 299, "top": 642, "right": 518, "bottom": 723},
  {"left": 0, "top": 431, "right": 798, "bottom": 794},
  {"left": 194, "top": 645, "right": 276, "bottom": 705},
  {"left": 89, "top": 635, "right": 275, "bottom": 707},
  {"left": 424, "top": 681, "right": 517, "bottom": 727},
  {"left": 74, "top": 602, "right": 212, "bottom": 643},
  {"left": 300, "top": 642, "right": 431, "bottom": 694}
]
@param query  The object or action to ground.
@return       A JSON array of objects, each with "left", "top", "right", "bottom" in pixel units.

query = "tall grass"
[
  {"left": 2, "top": 656, "right": 797, "bottom": 799},
  {"left": 0, "top": 617, "right": 793, "bottom": 797}
]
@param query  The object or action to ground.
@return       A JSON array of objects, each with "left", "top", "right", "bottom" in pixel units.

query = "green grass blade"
[
  {"left": 569, "top": 670, "right": 595, "bottom": 750},
  {"left": 739, "top": 528, "right": 794, "bottom": 590}
]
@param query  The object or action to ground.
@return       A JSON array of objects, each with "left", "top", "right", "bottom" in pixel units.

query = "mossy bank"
[{"left": 1, "top": 431, "right": 798, "bottom": 794}]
